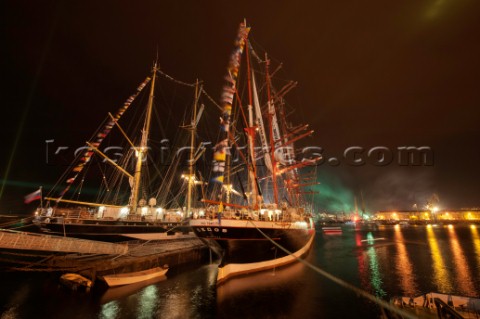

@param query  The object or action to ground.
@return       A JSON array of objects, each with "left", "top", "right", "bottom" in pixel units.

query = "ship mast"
[
  {"left": 265, "top": 53, "right": 279, "bottom": 206},
  {"left": 185, "top": 80, "right": 201, "bottom": 219},
  {"left": 245, "top": 38, "right": 262, "bottom": 209},
  {"left": 130, "top": 62, "right": 157, "bottom": 213},
  {"left": 210, "top": 21, "right": 250, "bottom": 203}
]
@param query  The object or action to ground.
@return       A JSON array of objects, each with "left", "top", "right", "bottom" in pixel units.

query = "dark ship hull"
[
  {"left": 38, "top": 218, "right": 191, "bottom": 242},
  {"left": 190, "top": 218, "right": 315, "bottom": 282}
]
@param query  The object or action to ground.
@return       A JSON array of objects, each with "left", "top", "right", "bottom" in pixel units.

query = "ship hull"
[
  {"left": 38, "top": 219, "right": 191, "bottom": 242},
  {"left": 190, "top": 218, "right": 315, "bottom": 283}
]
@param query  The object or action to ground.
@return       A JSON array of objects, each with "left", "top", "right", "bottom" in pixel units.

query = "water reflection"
[
  {"left": 100, "top": 301, "right": 120, "bottom": 319},
  {"left": 99, "top": 265, "right": 218, "bottom": 319},
  {"left": 217, "top": 259, "right": 307, "bottom": 318},
  {"left": 100, "top": 276, "right": 167, "bottom": 304},
  {"left": 470, "top": 225, "right": 480, "bottom": 270},
  {"left": 365, "top": 232, "right": 386, "bottom": 298},
  {"left": 217, "top": 261, "right": 305, "bottom": 301},
  {"left": 2, "top": 226, "right": 480, "bottom": 318},
  {"left": 355, "top": 232, "right": 370, "bottom": 292},
  {"left": 393, "top": 225, "right": 417, "bottom": 295},
  {"left": 448, "top": 226, "right": 476, "bottom": 296},
  {"left": 426, "top": 225, "right": 453, "bottom": 292},
  {"left": 137, "top": 285, "right": 159, "bottom": 318},
  {"left": 158, "top": 265, "right": 217, "bottom": 319}
]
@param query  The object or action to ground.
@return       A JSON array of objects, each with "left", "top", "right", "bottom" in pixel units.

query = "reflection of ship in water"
[
  {"left": 0, "top": 225, "right": 479, "bottom": 318},
  {"left": 217, "top": 260, "right": 308, "bottom": 318},
  {"left": 217, "top": 259, "right": 306, "bottom": 300}
]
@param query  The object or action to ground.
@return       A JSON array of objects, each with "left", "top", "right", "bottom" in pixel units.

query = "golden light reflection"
[
  {"left": 470, "top": 226, "right": 480, "bottom": 276},
  {"left": 394, "top": 225, "right": 417, "bottom": 295},
  {"left": 447, "top": 226, "right": 475, "bottom": 296},
  {"left": 162, "top": 285, "right": 192, "bottom": 318},
  {"left": 426, "top": 226, "right": 453, "bottom": 292}
]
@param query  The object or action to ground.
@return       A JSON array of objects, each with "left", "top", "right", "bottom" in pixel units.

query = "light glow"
[{"left": 120, "top": 207, "right": 129, "bottom": 217}]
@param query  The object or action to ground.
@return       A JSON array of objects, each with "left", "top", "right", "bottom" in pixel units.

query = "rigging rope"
[
  {"left": 55, "top": 76, "right": 151, "bottom": 201},
  {"left": 156, "top": 69, "right": 198, "bottom": 87},
  {"left": 200, "top": 88, "right": 223, "bottom": 111},
  {"left": 247, "top": 220, "right": 418, "bottom": 319}
]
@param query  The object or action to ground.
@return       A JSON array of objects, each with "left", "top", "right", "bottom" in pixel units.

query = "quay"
[{"left": 0, "top": 229, "right": 210, "bottom": 286}]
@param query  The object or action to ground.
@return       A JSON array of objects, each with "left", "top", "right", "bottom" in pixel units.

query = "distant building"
[{"left": 373, "top": 209, "right": 480, "bottom": 222}]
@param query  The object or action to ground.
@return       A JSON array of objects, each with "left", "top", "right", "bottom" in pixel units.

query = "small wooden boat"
[
  {"left": 100, "top": 276, "right": 167, "bottom": 304},
  {"left": 60, "top": 273, "right": 93, "bottom": 290},
  {"left": 102, "top": 266, "right": 168, "bottom": 287}
]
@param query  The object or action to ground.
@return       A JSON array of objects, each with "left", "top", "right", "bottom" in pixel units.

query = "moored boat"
[
  {"left": 102, "top": 266, "right": 168, "bottom": 287},
  {"left": 60, "top": 273, "right": 93, "bottom": 290},
  {"left": 31, "top": 62, "right": 207, "bottom": 241}
]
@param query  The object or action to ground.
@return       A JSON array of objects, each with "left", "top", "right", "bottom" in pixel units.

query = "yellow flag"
[{"left": 219, "top": 202, "right": 224, "bottom": 213}]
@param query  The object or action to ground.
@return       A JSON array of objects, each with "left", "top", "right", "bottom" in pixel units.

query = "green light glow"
[
  {"left": 100, "top": 301, "right": 120, "bottom": 318},
  {"left": 0, "top": 111, "right": 28, "bottom": 200},
  {"left": 311, "top": 171, "right": 354, "bottom": 212},
  {"left": 0, "top": 12, "right": 56, "bottom": 201},
  {"left": 137, "top": 285, "right": 158, "bottom": 318},
  {"left": 366, "top": 232, "right": 386, "bottom": 297},
  {"left": 0, "top": 179, "right": 49, "bottom": 189},
  {"left": 0, "top": 179, "right": 103, "bottom": 196}
]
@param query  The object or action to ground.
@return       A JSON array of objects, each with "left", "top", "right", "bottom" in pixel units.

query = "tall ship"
[
  {"left": 34, "top": 63, "right": 205, "bottom": 241},
  {"left": 190, "top": 21, "right": 319, "bottom": 283}
]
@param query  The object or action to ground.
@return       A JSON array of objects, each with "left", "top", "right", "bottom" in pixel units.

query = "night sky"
[{"left": 1, "top": 0, "right": 479, "bottom": 214}]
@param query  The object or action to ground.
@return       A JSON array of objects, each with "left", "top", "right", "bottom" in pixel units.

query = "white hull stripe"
[
  {"left": 190, "top": 219, "right": 310, "bottom": 230},
  {"left": 121, "top": 232, "right": 195, "bottom": 241},
  {"left": 217, "top": 232, "right": 315, "bottom": 283}
]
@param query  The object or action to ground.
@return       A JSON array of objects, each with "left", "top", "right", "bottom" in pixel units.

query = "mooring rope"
[{"left": 248, "top": 220, "right": 418, "bottom": 319}]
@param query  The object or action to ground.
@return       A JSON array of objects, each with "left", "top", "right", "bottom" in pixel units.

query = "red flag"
[{"left": 24, "top": 188, "right": 42, "bottom": 204}]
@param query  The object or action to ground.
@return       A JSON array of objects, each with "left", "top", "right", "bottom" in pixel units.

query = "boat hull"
[
  {"left": 102, "top": 267, "right": 168, "bottom": 287},
  {"left": 190, "top": 218, "right": 315, "bottom": 282},
  {"left": 38, "top": 219, "right": 191, "bottom": 242},
  {"left": 60, "top": 273, "right": 93, "bottom": 290}
]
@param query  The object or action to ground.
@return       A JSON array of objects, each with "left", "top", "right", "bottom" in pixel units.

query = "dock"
[
  {"left": 0, "top": 229, "right": 128, "bottom": 255},
  {"left": 0, "top": 229, "right": 210, "bottom": 285}
]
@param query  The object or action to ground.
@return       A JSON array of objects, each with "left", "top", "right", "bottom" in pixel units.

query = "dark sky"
[{"left": 1, "top": 0, "right": 479, "bottom": 214}]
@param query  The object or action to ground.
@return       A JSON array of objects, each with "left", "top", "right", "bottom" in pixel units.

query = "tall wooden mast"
[
  {"left": 130, "top": 62, "right": 157, "bottom": 213},
  {"left": 210, "top": 21, "right": 250, "bottom": 198},
  {"left": 245, "top": 36, "right": 262, "bottom": 209},
  {"left": 185, "top": 80, "right": 200, "bottom": 218},
  {"left": 265, "top": 53, "right": 279, "bottom": 206}
]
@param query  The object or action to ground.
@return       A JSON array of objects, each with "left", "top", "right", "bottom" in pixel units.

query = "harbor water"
[{"left": 1, "top": 224, "right": 479, "bottom": 318}]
